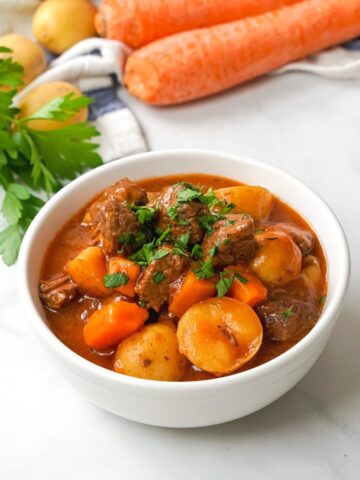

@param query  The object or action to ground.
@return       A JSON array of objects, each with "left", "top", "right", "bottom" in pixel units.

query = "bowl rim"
[{"left": 17, "top": 149, "right": 351, "bottom": 392}]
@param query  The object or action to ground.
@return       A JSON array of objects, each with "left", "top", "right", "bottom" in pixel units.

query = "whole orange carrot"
[
  {"left": 124, "top": 0, "right": 360, "bottom": 105},
  {"left": 95, "top": 0, "right": 302, "bottom": 48}
]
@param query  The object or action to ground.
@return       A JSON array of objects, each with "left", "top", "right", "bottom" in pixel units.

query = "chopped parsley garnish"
[
  {"left": 167, "top": 206, "right": 178, "bottom": 221},
  {"left": 129, "top": 241, "right": 156, "bottom": 266},
  {"left": 138, "top": 300, "right": 146, "bottom": 308},
  {"left": 155, "top": 226, "right": 171, "bottom": 246},
  {"left": 234, "top": 272, "right": 249, "bottom": 284},
  {"left": 104, "top": 272, "right": 129, "bottom": 288},
  {"left": 319, "top": 295, "right": 327, "bottom": 305},
  {"left": 193, "top": 258, "right": 215, "bottom": 280},
  {"left": 131, "top": 205, "right": 156, "bottom": 225},
  {"left": 173, "top": 233, "right": 190, "bottom": 256},
  {"left": 153, "top": 271, "right": 165, "bottom": 284},
  {"left": 153, "top": 249, "right": 169, "bottom": 260},
  {"left": 197, "top": 213, "right": 218, "bottom": 233},
  {"left": 222, "top": 238, "right": 230, "bottom": 246},
  {"left": 177, "top": 218, "right": 189, "bottom": 226},
  {"left": 216, "top": 272, "right": 234, "bottom": 297},
  {"left": 209, "top": 243, "right": 218, "bottom": 257},
  {"left": 191, "top": 244, "right": 203, "bottom": 260},
  {"left": 177, "top": 187, "right": 202, "bottom": 203},
  {"left": 282, "top": 308, "right": 294, "bottom": 318},
  {"left": 118, "top": 231, "right": 146, "bottom": 250}
]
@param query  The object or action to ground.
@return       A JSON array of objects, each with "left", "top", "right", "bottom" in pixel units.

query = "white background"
[{"left": 1, "top": 72, "right": 359, "bottom": 479}]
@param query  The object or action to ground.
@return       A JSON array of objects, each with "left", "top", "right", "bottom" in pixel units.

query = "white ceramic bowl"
[{"left": 17, "top": 150, "right": 350, "bottom": 428}]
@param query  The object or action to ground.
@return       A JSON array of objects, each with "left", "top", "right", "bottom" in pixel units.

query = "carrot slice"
[
  {"left": 107, "top": 256, "right": 141, "bottom": 297},
  {"left": 169, "top": 271, "right": 216, "bottom": 318},
  {"left": 125, "top": 0, "right": 360, "bottom": 105},
  {"left": 226, "top": 266, "right": 267, "bottom": 307},
  {"left": 96, "top": 0, "right": 301, "bottom": 48},
  {"left": 84, "top": 301, "right": 148, "bottom": 350}
]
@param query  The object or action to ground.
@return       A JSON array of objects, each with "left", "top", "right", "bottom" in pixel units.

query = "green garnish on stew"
[
  {"left": 216, "top": 272, "right": 234, "bottom": 298},
  {"left": 104, "top": 272, "right": 129, "bottom": 288},
  {"left": 234, "top": 272, "right": 249, "bottom": 284},
  {"left": 193, "top": 258, "right": 215, "bottom": 280},
  {"left": 153, "top": 271, "right": 165, "bottom": 284},
  {"left": 319, "top": 295, "right": 327, "bottom": 305},
  {"left": 191, "top": 244, "right": 204, "bottom": 260},
  {"left": 173, "top": 233, "right": 190, "bottom": 256},
  {"left": 131, "top": 205, "right": 156, "bottom": 225},
  {"left": 282, "top": 308, "right": 294, "bottom": 318},
  {"left": 167, "top": 206, "right": 178, "bottom": 221}
]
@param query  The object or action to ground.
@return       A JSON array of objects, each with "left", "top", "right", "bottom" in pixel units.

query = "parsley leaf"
[
  {"left": 193, "top": 258, "right": 215, "bottom": 280},
  {"left": 129, "top": 241, "right": 155, "bottom": 266},
  {"left": 234, "top": 272, "right": 249, "bottom": 284},
  {"left": 153, "top": 249, "right": 169, "bottom": 260},
  {"left": 20, "top": 93, "right": 92, "bottom": 123},
  {"left": 0, "top": 50, "right": 102, "bottom": 265},
  {"left": 191, "top": 244, "right": 203, "bottom": 260},
  {"left": 167, "top": 206, "right": 178, "bottom": 221},
  {"left": 282, "top": 308, "right": 293, "bottom": 318},
  {"left": 155, "top": 226, "right": 171, "bottom": 246},
  {"left": 131, "top": 205, "right": 156, "bottom": 225},
  {"left": 173, "top": 233, "right": 190, "bottom": 256},
  {"left": 104, "top": 272, "right": 129, "bottom": 288},
  {"left": 153, "top": 271, "right": 165, "bottom": 284},
  {"left": 216, "top": 272, "right": 234, "bottom": 297}
]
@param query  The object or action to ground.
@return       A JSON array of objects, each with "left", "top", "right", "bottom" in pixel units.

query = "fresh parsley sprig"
[{"left": 0, "top": 49, "right": 102, "bottom": 265}]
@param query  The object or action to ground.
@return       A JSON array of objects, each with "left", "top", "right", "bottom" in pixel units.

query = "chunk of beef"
[
  {"left": 135, "top": 246, "right": 189, "bottom": 312},
  {"left": 202, "top": 214, "right": 256, "bottom": 267},
  {"left": 266, "top": 223, "right": 314, "bottom": 255},
  {"left": 94, "top": 177, "right": 148, "bottom": 206},
  {"left": 39, "top": 274, "right": 78, "bottom": 310},
  {"left": 89, "top": 178, "right": 148, "bottom": 254},
  {"left": 90, "top": 197, "right": 140, "bottom": 254},
  {"left": 256, "top": 297, "right": 319, "bottom": 342},
  {"left": 155, "top": 184, "right": 209, "bottom": 244}
]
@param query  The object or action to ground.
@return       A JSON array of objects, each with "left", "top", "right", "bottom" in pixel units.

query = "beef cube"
[
  {"left": 202, "top": 214, "right": 256, "bottom": 267},
  {"left": 256, "top": 297, "right": 319, "bottom": 342},
  {"left": 135, "top": 246, "right": 189, "bottom": 312},
  {"left": 89, "top": 178, "right": 148, "bottom": 254},
  {"left": 39, "top": 274, "right": 78, "bottom": 310},
  {"left": 155, "top": 183, "right": 209, "bottom": 244}
]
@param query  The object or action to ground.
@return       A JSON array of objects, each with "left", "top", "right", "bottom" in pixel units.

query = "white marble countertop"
[{"left": 1, "top": 72, "right": 359, "bottom": 479}]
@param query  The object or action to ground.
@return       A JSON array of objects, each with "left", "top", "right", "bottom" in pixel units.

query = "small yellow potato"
[
  {"left": 0, "top": 33, "right": 47, "bottom": 87},
  {"left": 66, "top": 246, "right": 109, "bottom": 297},
  {"left": 32, "top": 0, "right": 97, "bottom": 54},
  {"left": 18, "top": 81, "right": 88, "bottom": 130},
  {"left": 114, "top": 322, "right": 187, "bottom": 381},
  {"left": 215, "top": 186, "right": 273, "bottom": 221},
  {"left": 252, "top": 231, "right": 302, "bottom": 285},
  {"left": 302, "top": 255, "right": 322, "bottom": 290},
  {"left": 177, "top": 297, "right": 263, "bottom": 376}
]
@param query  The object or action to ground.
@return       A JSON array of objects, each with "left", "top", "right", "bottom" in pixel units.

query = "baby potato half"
[{"left": 114, "top": 322, "right": 187, "bottom": 381}]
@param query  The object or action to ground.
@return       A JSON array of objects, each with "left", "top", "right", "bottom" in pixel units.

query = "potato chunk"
[
  {"left": 215, "top": 186, "right": 273, "bottom": 221},
  {"left": 177, "top": 297, "right": 263, "bottom": 376},
  {"left": 252, "top": 231, "right": 302, "bottom": 285},
  {"left": 114, "top": 323, "right": 187, "bottom": 381}
]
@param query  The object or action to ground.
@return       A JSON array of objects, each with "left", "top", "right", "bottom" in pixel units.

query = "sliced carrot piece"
[
  {"left": 169, "top": 271, "right": 216, "bottom": 318},
  {"left": 84, "top": 301, "right": 148, "bottom": 350},
  {"left": 226, "top": 266, "right": 267, "bottom": 307},
  {"left": 108, "top": 256, "right": 141, "bottom": 297},
  {"left": 66, "top": 246, "right": 109, "bottom": 297}
]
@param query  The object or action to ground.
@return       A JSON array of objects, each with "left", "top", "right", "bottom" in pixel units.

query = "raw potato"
[
  {"left": 215, "top": 186, "right": 273, "bottom": 221},
  {"left": 114, "top": 322, "right": 187, "bottom": 381},
  {"left": 177, "top": 297, "right": 263, "bottom": 376},
  {"left": 66, "top": 246, "right": 109, "bottom": 297},
  {"left": 32, "top": 0, "right": 97, "bottom": 54},
  {"left": 18, "top": 81, "right": 88, "bottom": 130},
  {"left": 0, "top": 33, "right": 47, "bottom": 88},
  {"left": 252, "top": 231, "right": 302, "bottom": 285}
]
